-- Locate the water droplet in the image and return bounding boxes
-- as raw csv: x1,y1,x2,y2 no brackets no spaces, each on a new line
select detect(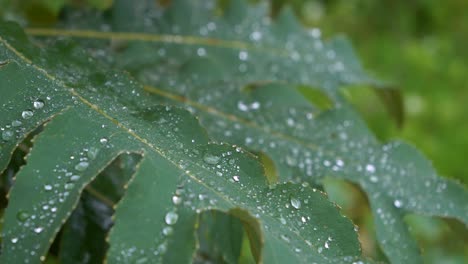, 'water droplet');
33,227,44,234
279,217,286,225
165,211,178,225
197,48,206,57
394,200,403,208
21,110,34,119
232,175,240,182
162,226,173,236
172,195,182,205
44,185,53,191
75,161,89,171
70,175,80,182
16,211,29,222
2,130,14,141
64,183,75,190
250,101,261,110
365,164,376,173
11,120,22,127
33,100,45,109
237,101,249,112
87,147,99,160
238,51,249,61
11,237,18,244
280,234,290,243
250,31,262,41
99,137,108,144
370,176,378,183
203,153,220,165
290,197,301,209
